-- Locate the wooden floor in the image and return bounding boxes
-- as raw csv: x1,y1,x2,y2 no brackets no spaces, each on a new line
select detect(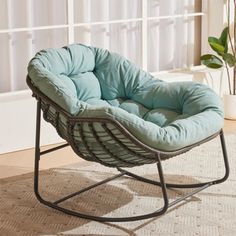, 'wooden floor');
0,119,235,179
